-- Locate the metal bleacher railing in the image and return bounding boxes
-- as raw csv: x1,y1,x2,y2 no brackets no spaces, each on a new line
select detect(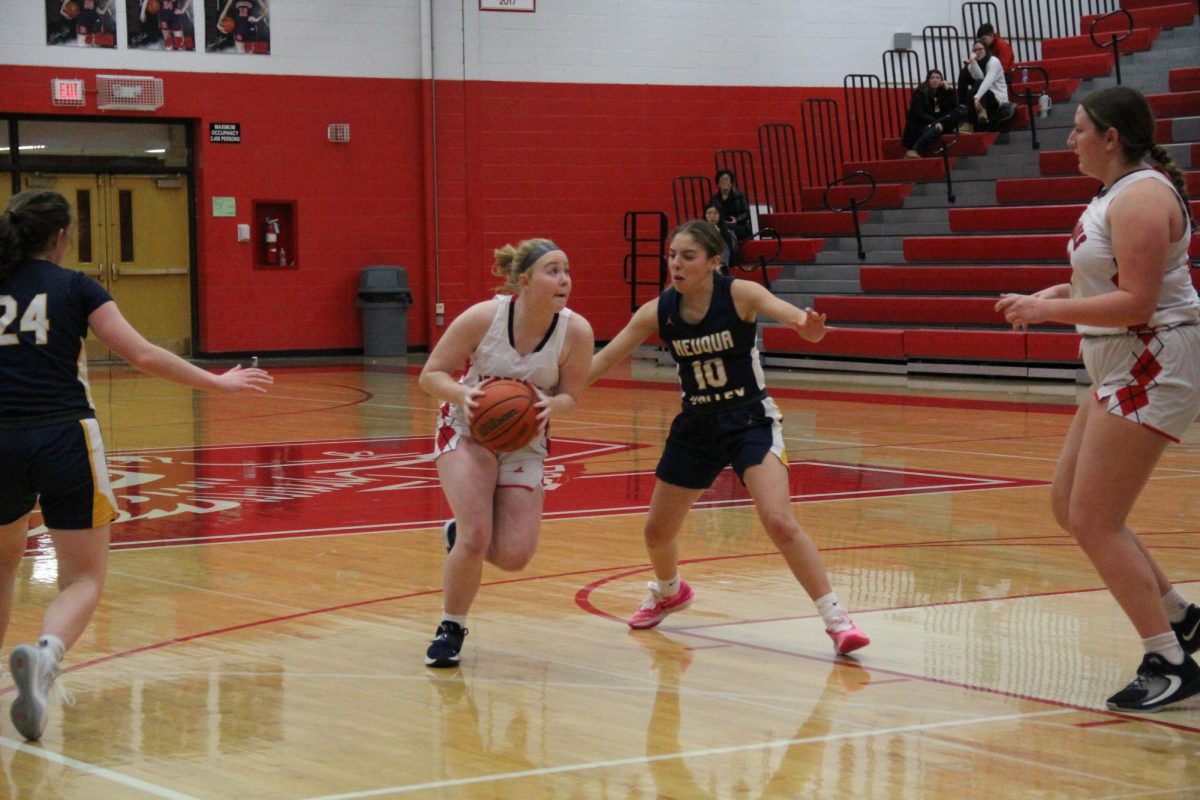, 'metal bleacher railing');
842,74,887,163
1089,8,1135,84
799,99,843,190
963,0,1120,62
622,211,668,313
757,123,804,214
